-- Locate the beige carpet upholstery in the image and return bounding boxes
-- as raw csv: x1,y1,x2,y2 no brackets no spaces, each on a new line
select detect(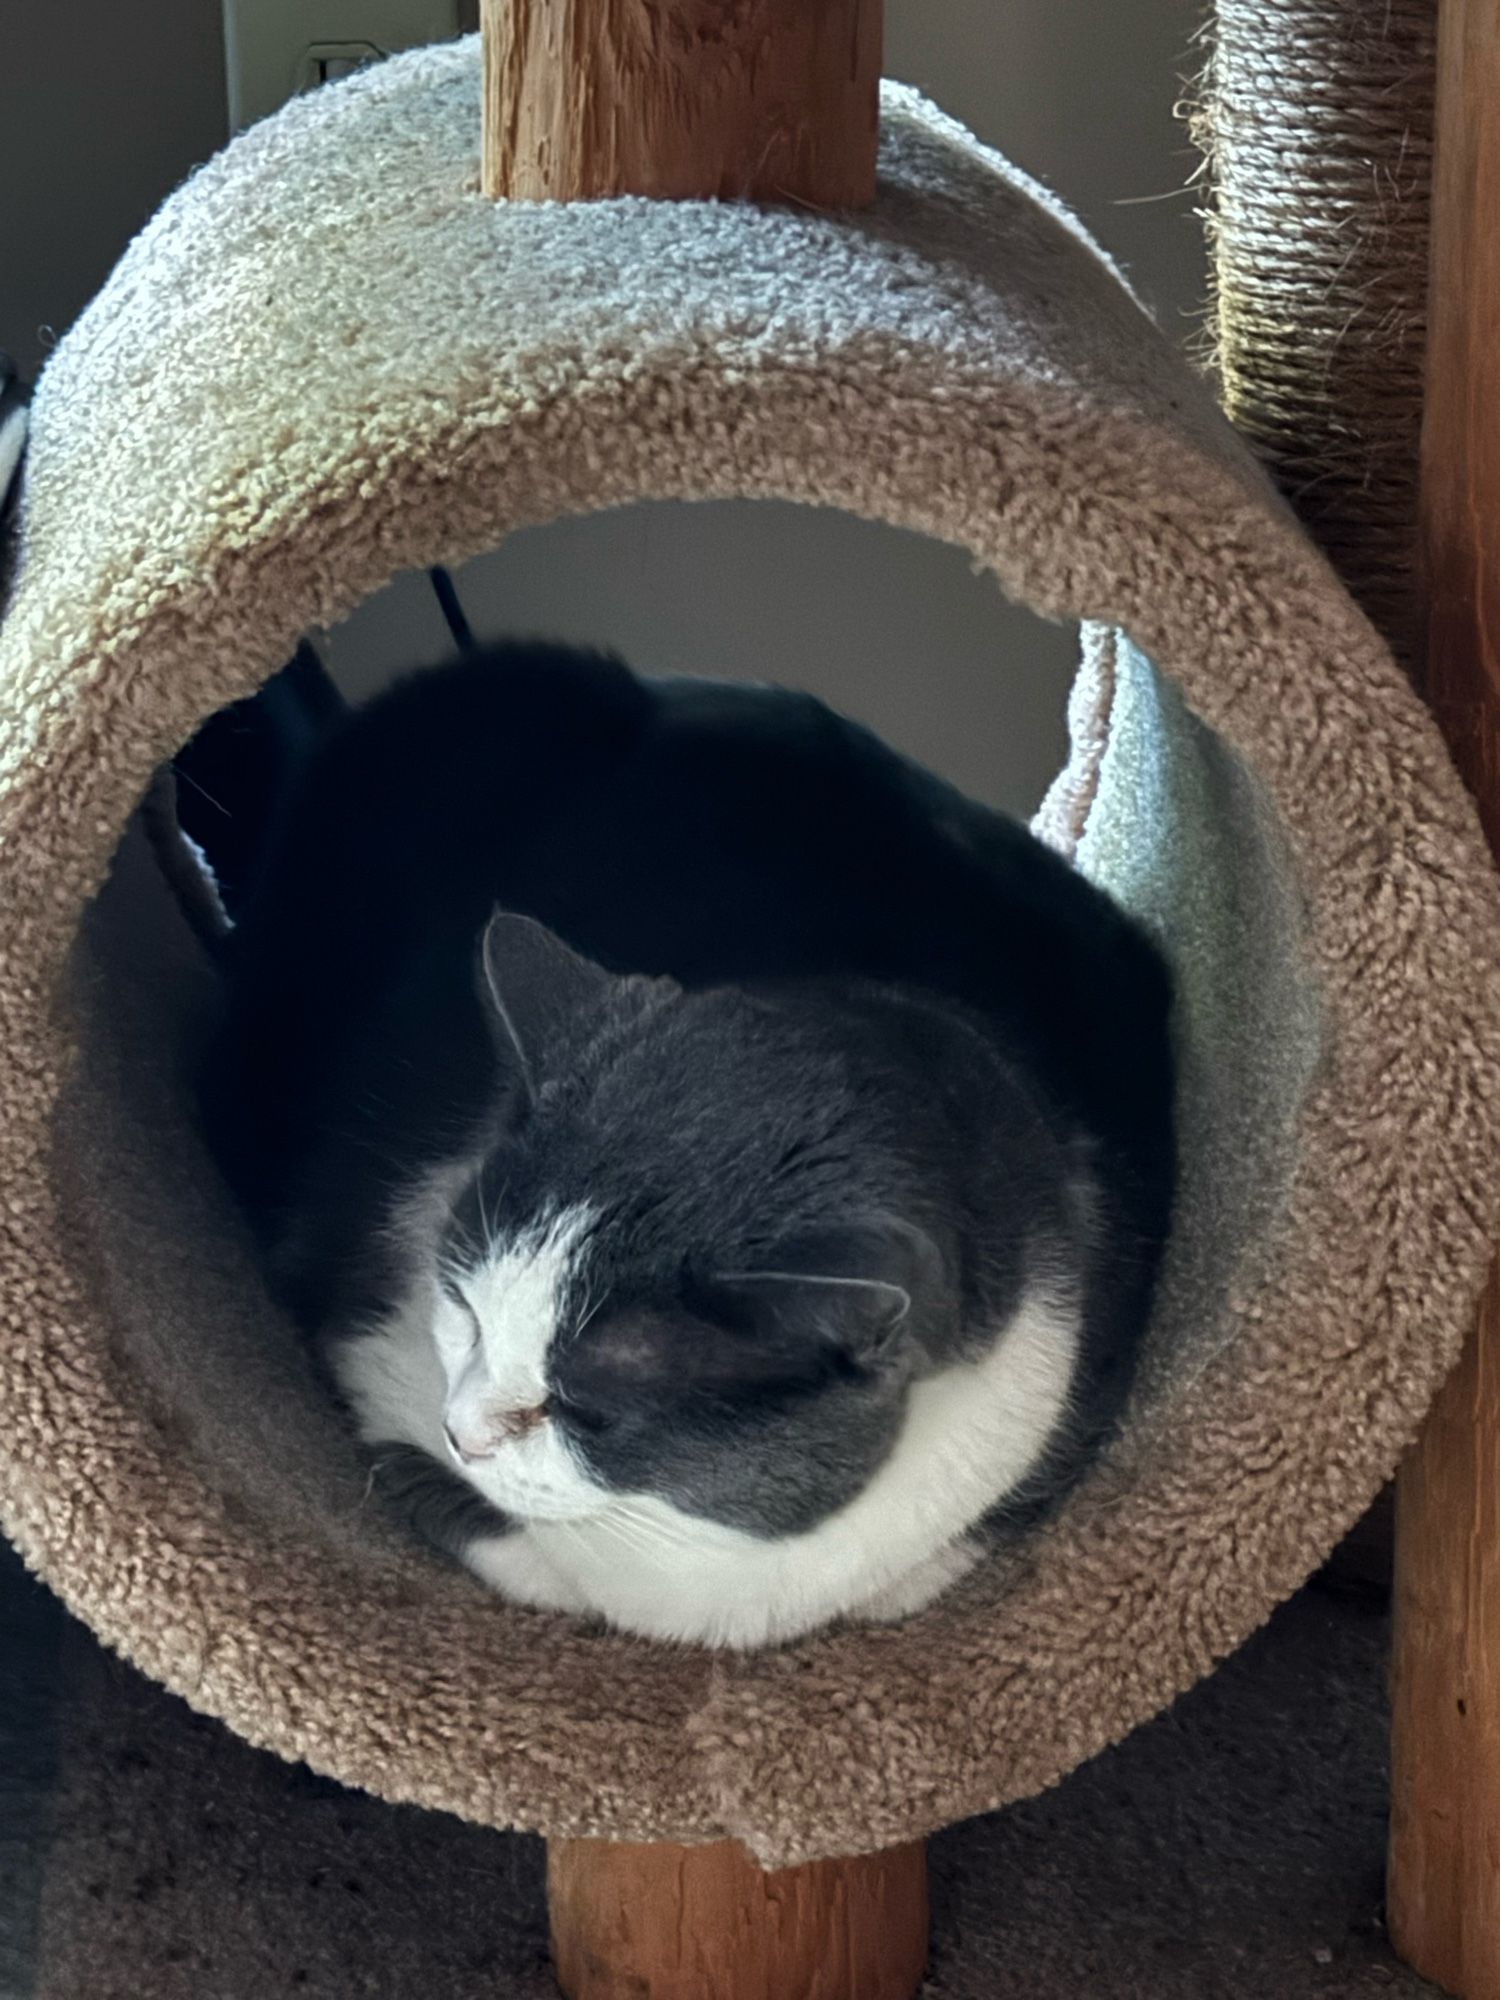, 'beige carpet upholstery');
2,43,1498,1865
